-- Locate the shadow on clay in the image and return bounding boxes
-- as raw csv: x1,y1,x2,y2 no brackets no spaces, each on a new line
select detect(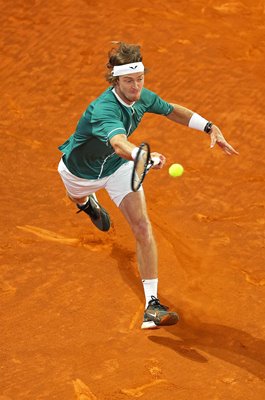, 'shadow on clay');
149,313,265,380
110,242,265,380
